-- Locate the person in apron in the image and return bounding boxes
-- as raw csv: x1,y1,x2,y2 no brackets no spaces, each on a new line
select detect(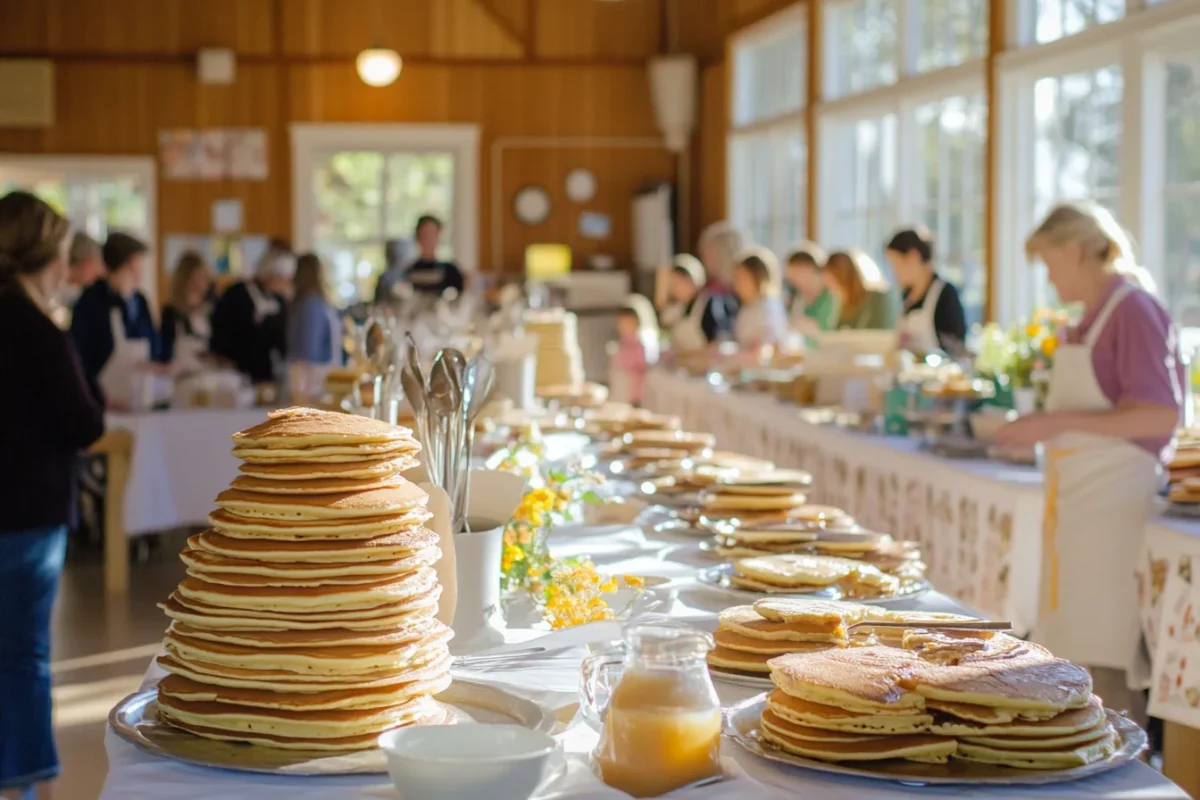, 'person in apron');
69,232,159,409
286,253,343,404
785,242,837,342
823,249,899,331
660,254,732,352
996,202,1183,723
160,250,213,375
885,227,967,356
731,248,788,353
211,245,294,384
